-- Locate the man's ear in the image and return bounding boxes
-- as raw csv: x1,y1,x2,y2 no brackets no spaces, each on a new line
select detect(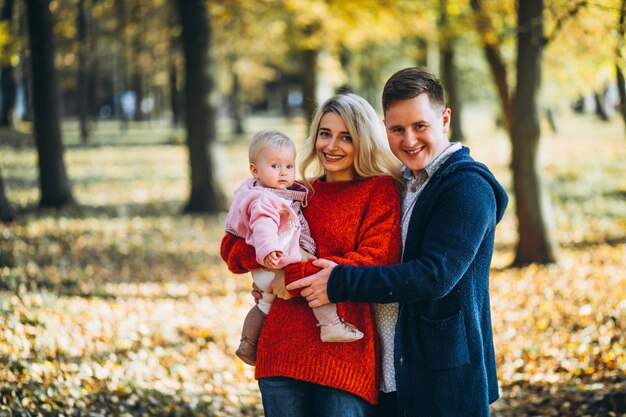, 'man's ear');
442,108,452,135
250,162,259,178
